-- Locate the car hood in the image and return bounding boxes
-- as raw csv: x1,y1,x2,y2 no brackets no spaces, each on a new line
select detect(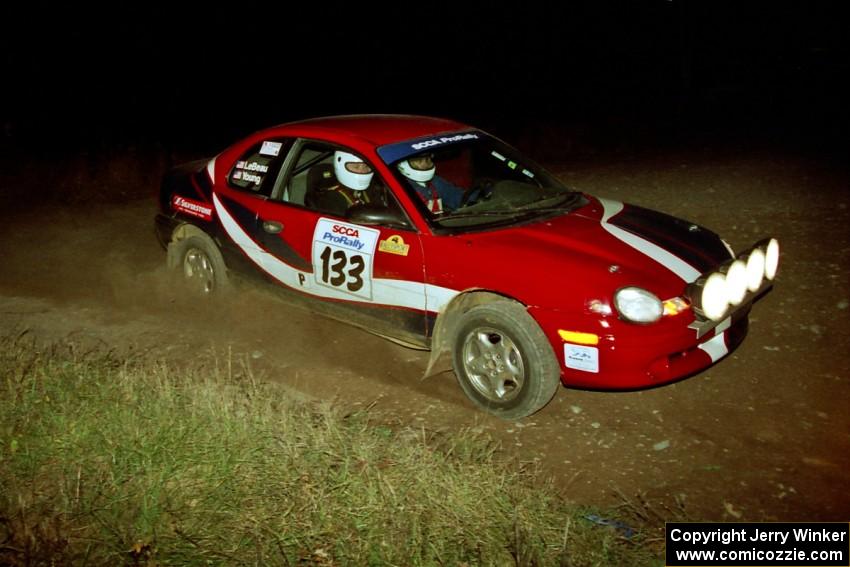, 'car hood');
571,196,732,275
451,195,732,308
